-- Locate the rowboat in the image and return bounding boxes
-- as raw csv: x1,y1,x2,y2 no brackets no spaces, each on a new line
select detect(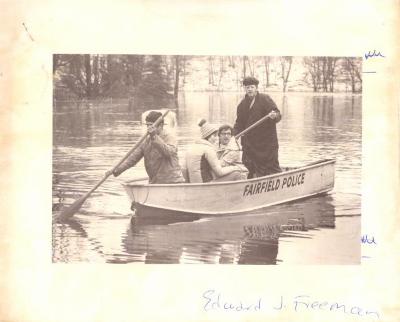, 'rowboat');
121,159,335,216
